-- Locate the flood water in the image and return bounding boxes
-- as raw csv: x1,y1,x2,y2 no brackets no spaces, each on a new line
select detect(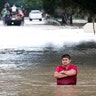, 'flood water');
0,20,96,95
0,44,96,96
